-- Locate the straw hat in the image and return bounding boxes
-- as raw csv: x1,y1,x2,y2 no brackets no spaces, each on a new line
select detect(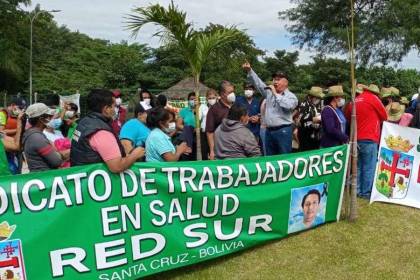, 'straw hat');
356,84,367,94
390,87,400,97
400,97,409,105
381,87,392,98
387,102,404,122
308,86,324,98
324,85,345,98
364,84,380,95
